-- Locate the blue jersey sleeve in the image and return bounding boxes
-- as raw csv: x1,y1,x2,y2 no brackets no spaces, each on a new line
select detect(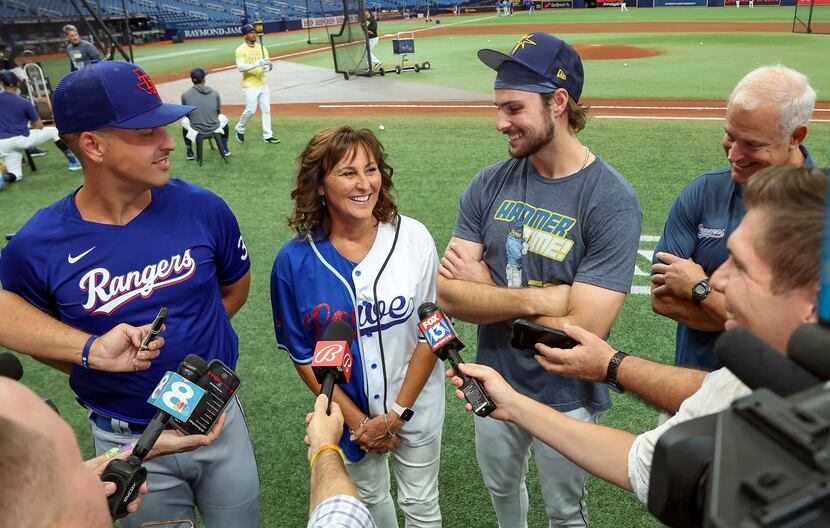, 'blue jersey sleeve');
453,170,486,244
653,181,701,263
271,246,314,364
203,193,250,285
0,226,56,315
24,100,38,124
